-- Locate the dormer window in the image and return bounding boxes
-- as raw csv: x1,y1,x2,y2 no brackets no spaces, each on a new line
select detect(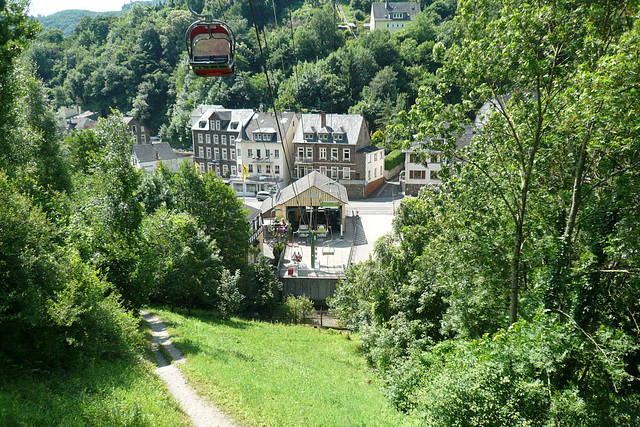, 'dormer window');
255,133,262,141
209,120,214,129
392,12,403,19
319,133,329,141
215,120,221,130
304,133,314,140
333,133,344,141
230,122,238,130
